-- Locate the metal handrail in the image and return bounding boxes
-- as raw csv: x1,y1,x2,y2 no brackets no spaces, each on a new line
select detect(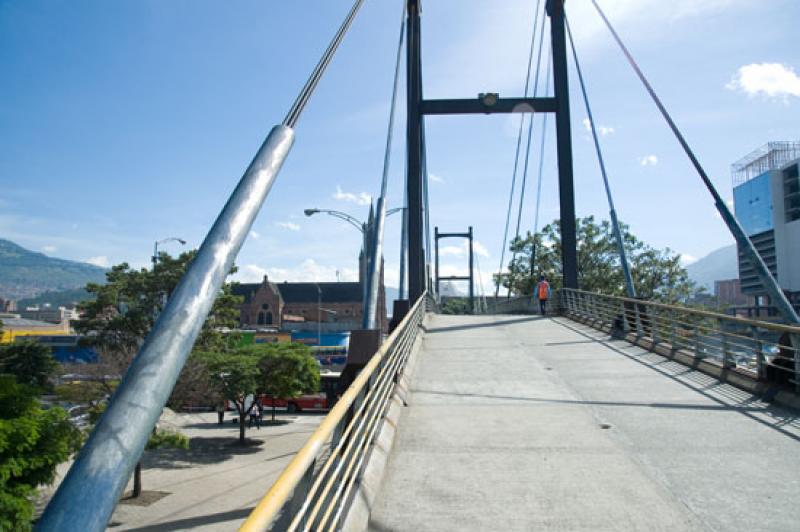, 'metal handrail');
563,288,800,335
560,288,799,391
240,292,427,531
